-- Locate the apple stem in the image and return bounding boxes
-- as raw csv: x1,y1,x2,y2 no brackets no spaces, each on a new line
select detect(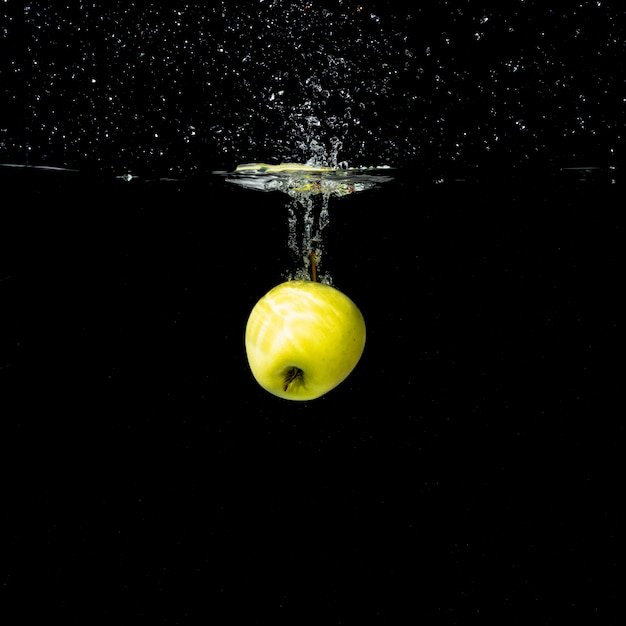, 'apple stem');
309,250,318,282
